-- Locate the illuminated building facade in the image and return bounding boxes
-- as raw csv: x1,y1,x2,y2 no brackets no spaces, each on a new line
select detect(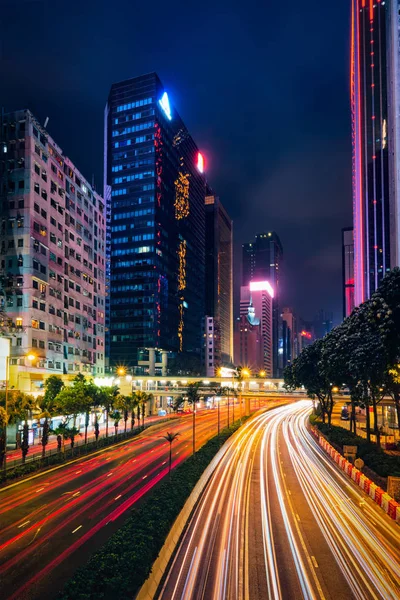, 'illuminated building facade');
105,73,206,367
0,110,106,392
239,282,273,376
242,232,282,376
351,0,400,304
342,227,355,318
205,193,233,367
